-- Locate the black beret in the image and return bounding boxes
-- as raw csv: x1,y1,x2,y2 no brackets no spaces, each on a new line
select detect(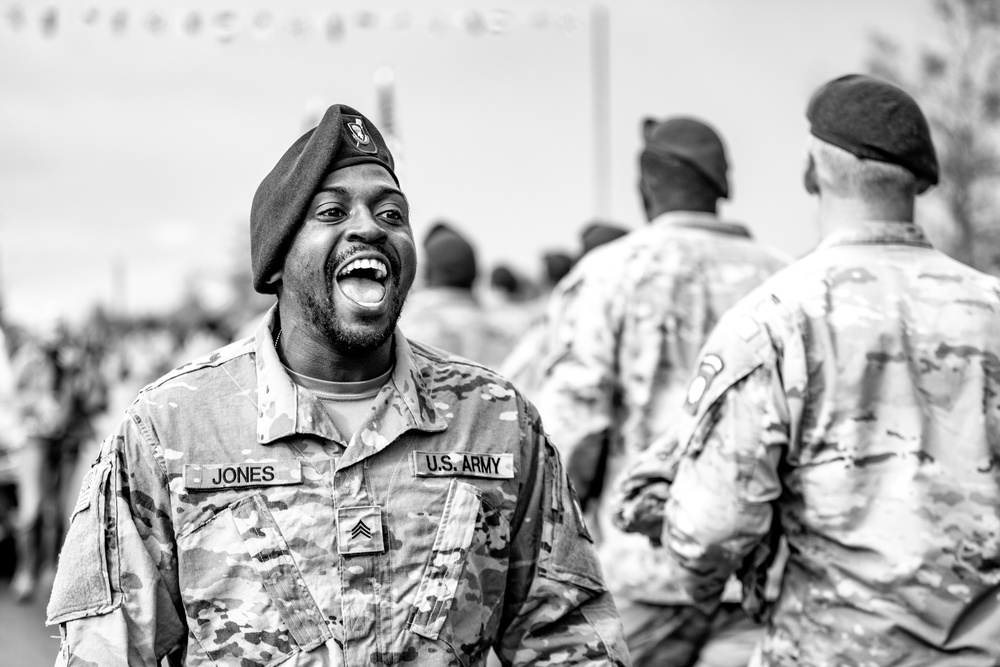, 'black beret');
250,104,396,293
807,74,938,185
642,116,729,198
424,222,478,289
581,221,629,255
542,251,575,285
490,265,520,294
